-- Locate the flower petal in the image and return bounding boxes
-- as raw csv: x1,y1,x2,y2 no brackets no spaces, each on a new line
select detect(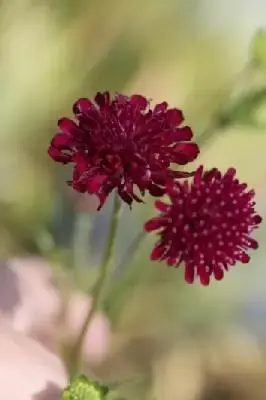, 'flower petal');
166,109,184,126
48,146,72,163
58,118,78,135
